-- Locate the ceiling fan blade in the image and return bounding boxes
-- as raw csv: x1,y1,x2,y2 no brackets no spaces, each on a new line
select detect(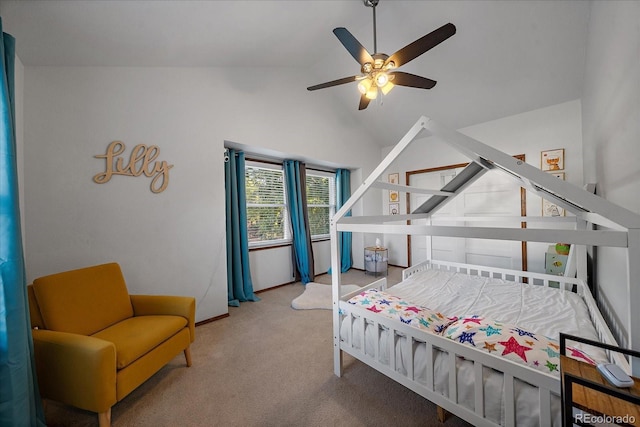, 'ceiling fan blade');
389,71,437,89
333,27,374,65
307,76,360,91
385,23,456,68
358,94,371,110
